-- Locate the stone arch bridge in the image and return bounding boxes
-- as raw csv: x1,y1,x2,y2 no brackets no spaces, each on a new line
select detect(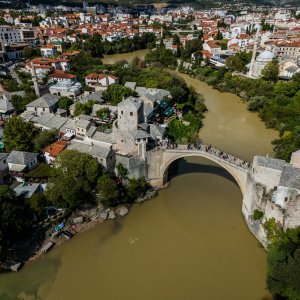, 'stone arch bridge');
146,145,250,196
